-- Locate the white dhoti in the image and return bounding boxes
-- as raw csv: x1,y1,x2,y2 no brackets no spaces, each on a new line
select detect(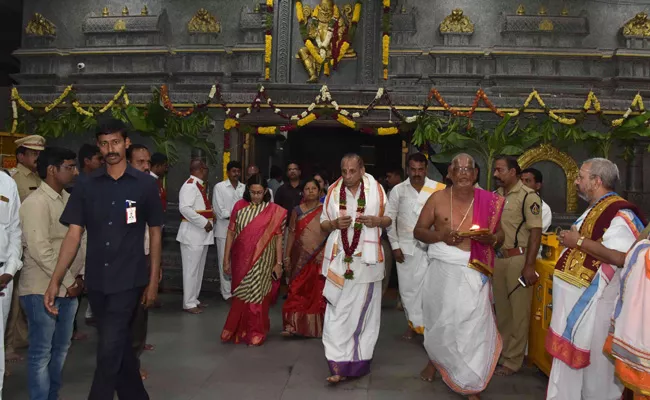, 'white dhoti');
0,278,13,396
546,273,623,400
215,237,231,300
180,244,209,310
396,245,427,333
323,279,381,378
423,242,501,395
